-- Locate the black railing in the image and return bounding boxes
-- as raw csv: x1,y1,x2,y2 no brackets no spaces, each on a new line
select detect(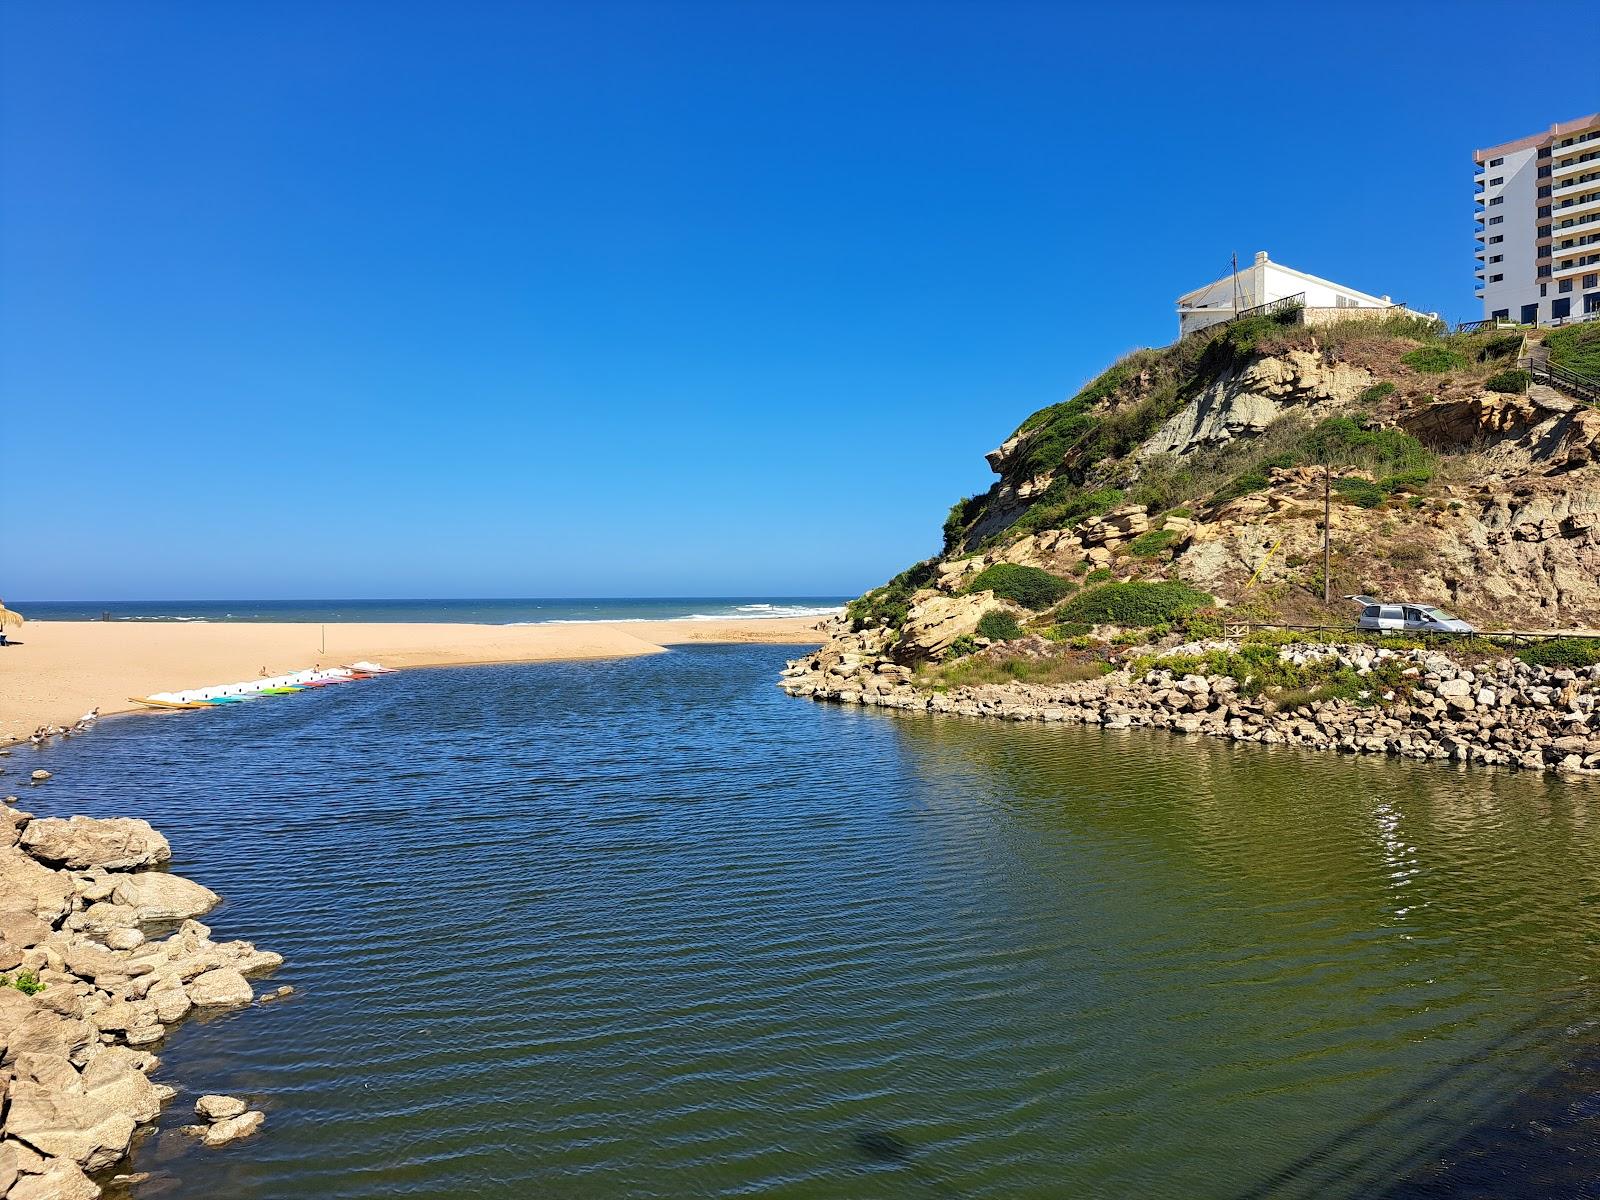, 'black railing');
1234,292,1305,321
